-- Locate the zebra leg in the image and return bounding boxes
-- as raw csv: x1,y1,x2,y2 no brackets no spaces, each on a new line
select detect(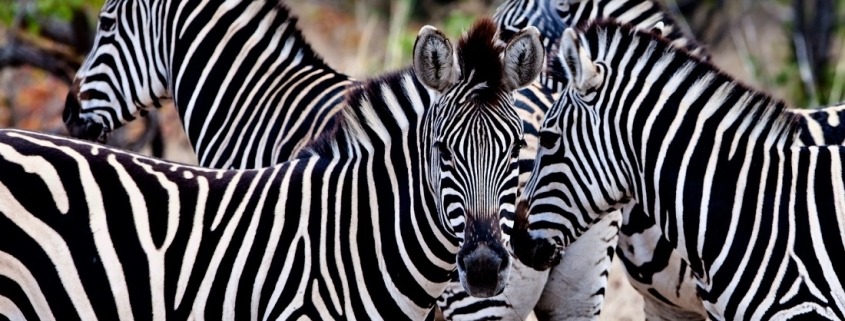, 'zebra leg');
438,261,549,321
532,211,622,321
